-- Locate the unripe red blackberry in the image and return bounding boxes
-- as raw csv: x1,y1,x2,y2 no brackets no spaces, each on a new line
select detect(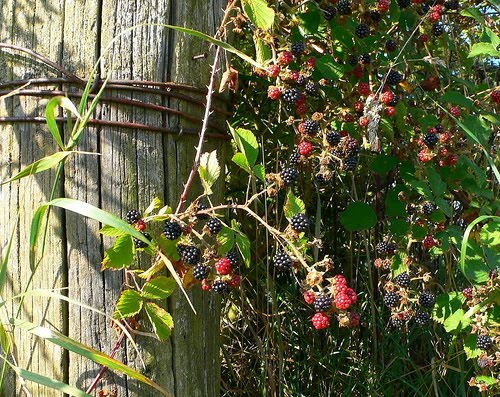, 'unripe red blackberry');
215,257,232,275
201,279,212,291
419,291,436,308
303,290,316,304
335,293,352,309
164,221,183,240
346,288,357,303
394,272,411,288
278,51,294,65
280,167,299,185
299,141,313,157
491,89,500,104
126,209,141,224
229,274,241,288
378,0,390,12
268,86,281,100
380,91,394,105
414,311,430,325
134,231,151,249
193,264,211,281
212,280,229,294
385,106,396,117
326,130,341,146
450,106,461,117
423,235,436,249
354,101,364,113
355,24,370,38
358,82,371,96
359,116,369,127
462,287,473,299
268,64,280,78
477,335,493,350
345,136,360,155
312,312,330,329
337,0,352,15
314,294,332,312
383,292,400,308
290,213,311,232
273,250,292,270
